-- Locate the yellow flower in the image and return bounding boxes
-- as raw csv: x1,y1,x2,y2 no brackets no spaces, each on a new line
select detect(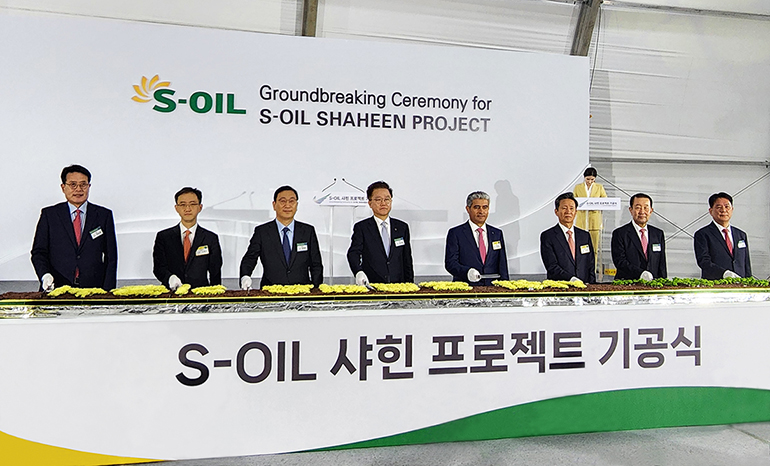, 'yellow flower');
112,285,170,297
48,285,107,297
369,283,420,293
541,280,569,289
319,284,369,293
191,285,227,296
175,284,191,295
419,281,472,291
565,279,587,289
262,284,314,294
493,280,546,290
